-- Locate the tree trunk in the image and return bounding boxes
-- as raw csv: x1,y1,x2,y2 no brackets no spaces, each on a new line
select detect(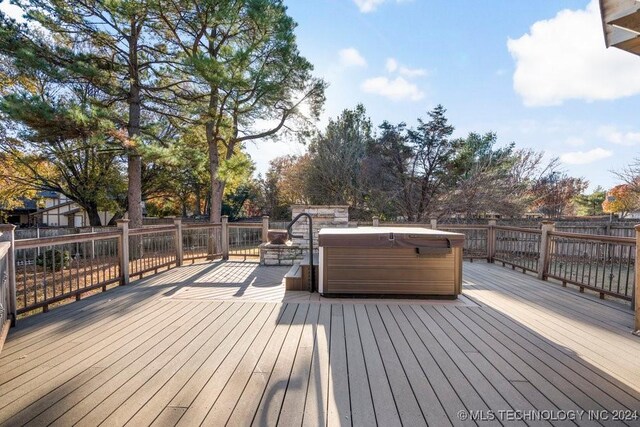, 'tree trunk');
85,203,103,227
127,18,143,229
208,140,225,223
